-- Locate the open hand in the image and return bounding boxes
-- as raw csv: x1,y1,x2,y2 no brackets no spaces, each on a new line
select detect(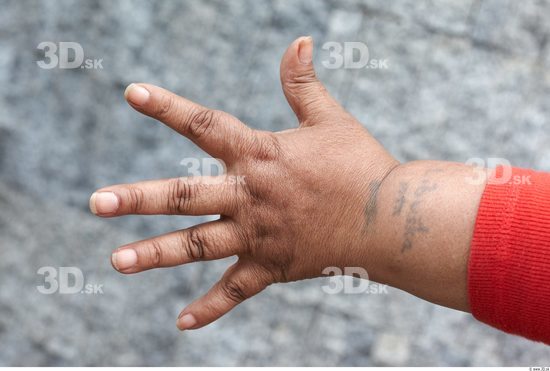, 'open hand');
90,37,399,330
